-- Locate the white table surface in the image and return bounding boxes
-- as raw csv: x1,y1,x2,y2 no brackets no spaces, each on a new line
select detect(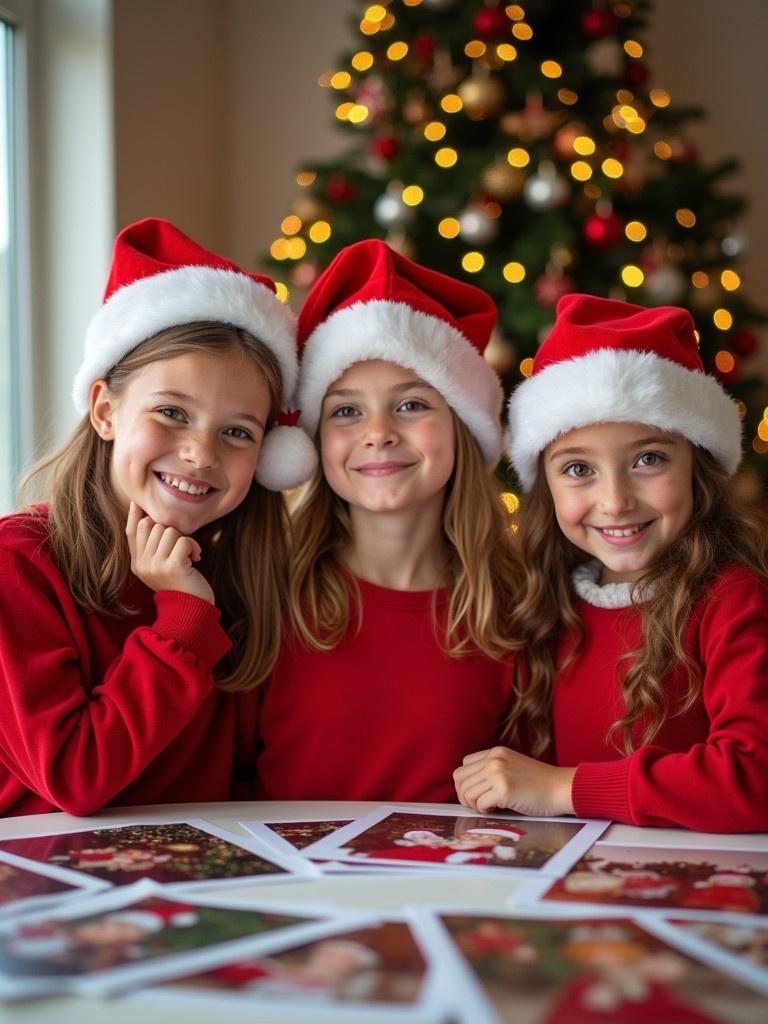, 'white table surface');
1,800,766,1023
